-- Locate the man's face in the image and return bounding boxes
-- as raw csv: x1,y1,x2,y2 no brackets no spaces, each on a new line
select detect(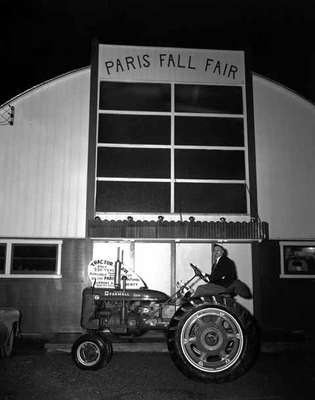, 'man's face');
213,246,224,260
